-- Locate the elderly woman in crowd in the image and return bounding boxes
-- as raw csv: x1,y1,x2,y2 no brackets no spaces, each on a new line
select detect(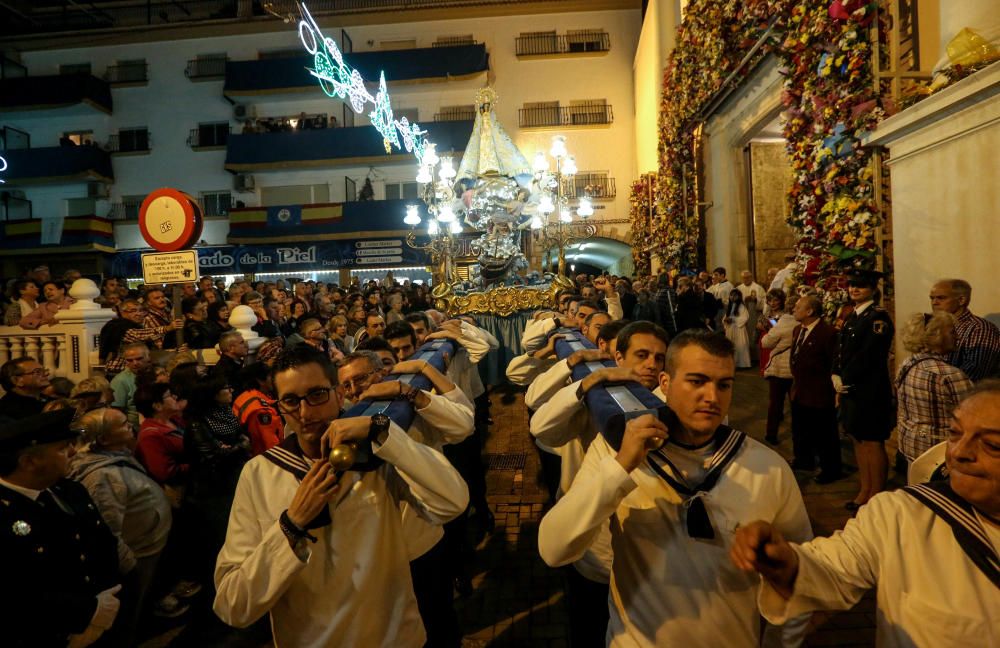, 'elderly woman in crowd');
895,311,974,470
759,290,798,445
206,300,233,342
4,278,41,326
68,407,174,643
19,280,74,329
71,376,114,415
327,314,354,354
